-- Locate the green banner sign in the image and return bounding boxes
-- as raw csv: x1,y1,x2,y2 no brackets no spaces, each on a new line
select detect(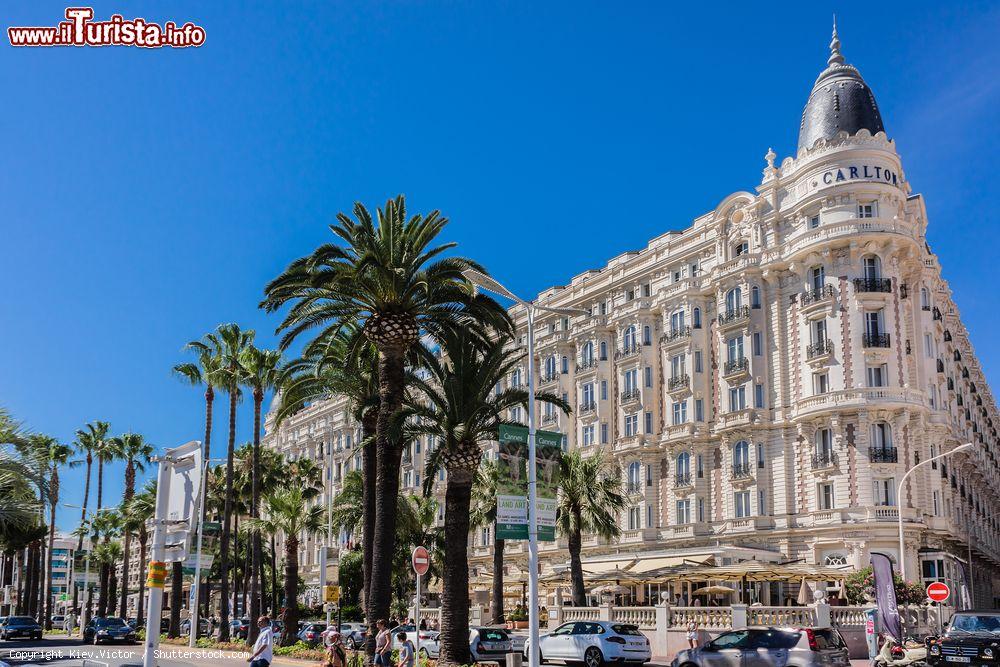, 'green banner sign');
496,424,562,541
